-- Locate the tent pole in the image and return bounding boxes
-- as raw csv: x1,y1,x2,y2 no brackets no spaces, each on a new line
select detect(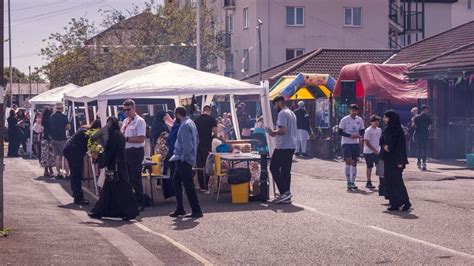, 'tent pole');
229,94,241,140
92,106,97,120
113,106,118,117
84,102,90,125
72,101,77,133
107,106,112,117
260,81,275,155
